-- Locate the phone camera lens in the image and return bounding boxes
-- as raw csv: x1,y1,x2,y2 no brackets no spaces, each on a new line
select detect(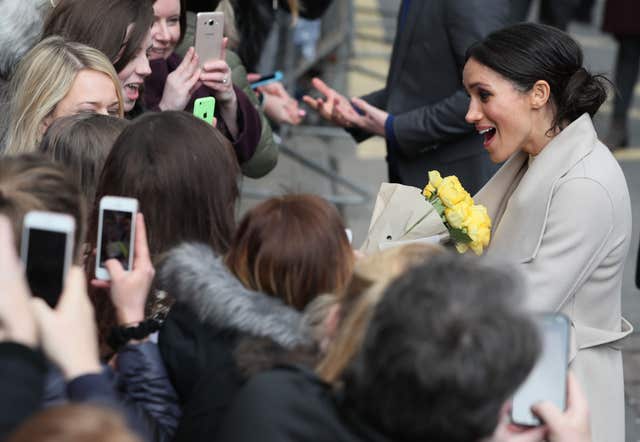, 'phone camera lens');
207,19,215,25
